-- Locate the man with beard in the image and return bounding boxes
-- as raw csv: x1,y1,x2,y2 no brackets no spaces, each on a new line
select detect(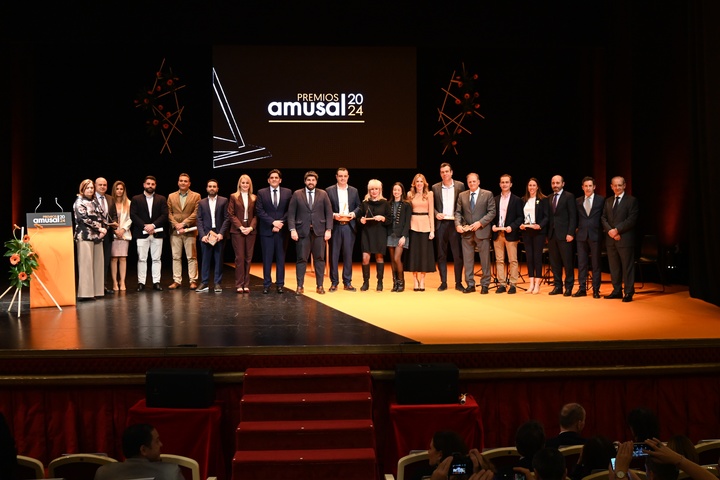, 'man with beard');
130,176,168,291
